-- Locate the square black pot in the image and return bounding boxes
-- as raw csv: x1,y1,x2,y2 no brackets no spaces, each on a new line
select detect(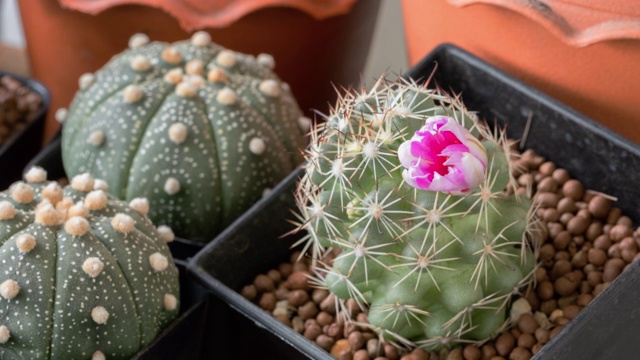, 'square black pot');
0,71,50,190
188,43,640,359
